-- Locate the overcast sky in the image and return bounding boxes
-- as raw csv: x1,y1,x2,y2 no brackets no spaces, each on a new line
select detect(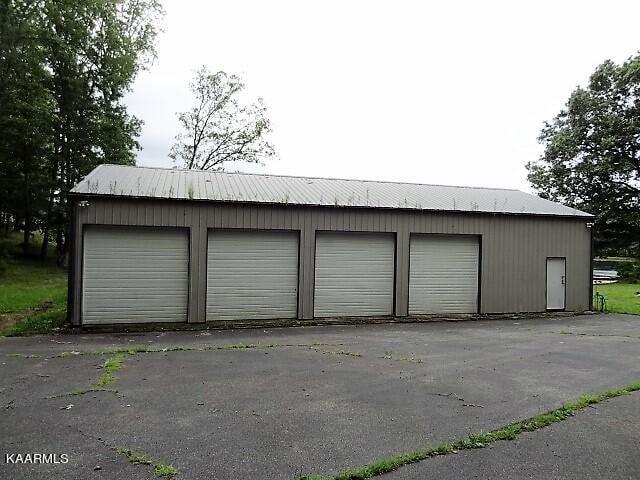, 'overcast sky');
125,0,640,191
